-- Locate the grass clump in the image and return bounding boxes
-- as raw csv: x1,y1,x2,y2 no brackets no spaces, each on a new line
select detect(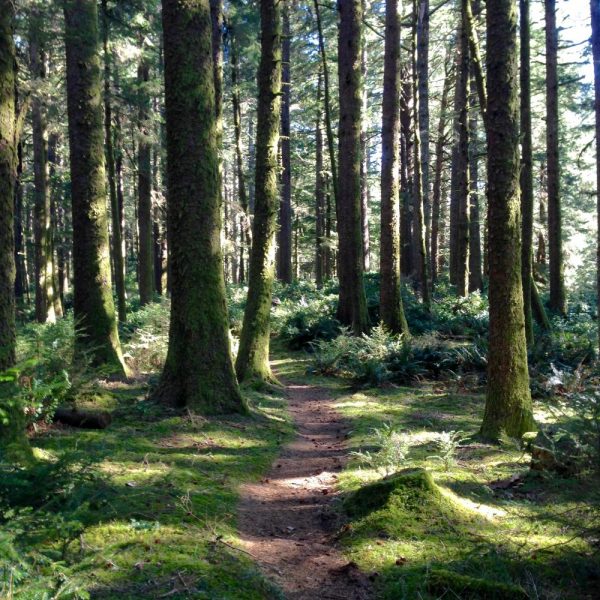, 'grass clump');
426,569,528,599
